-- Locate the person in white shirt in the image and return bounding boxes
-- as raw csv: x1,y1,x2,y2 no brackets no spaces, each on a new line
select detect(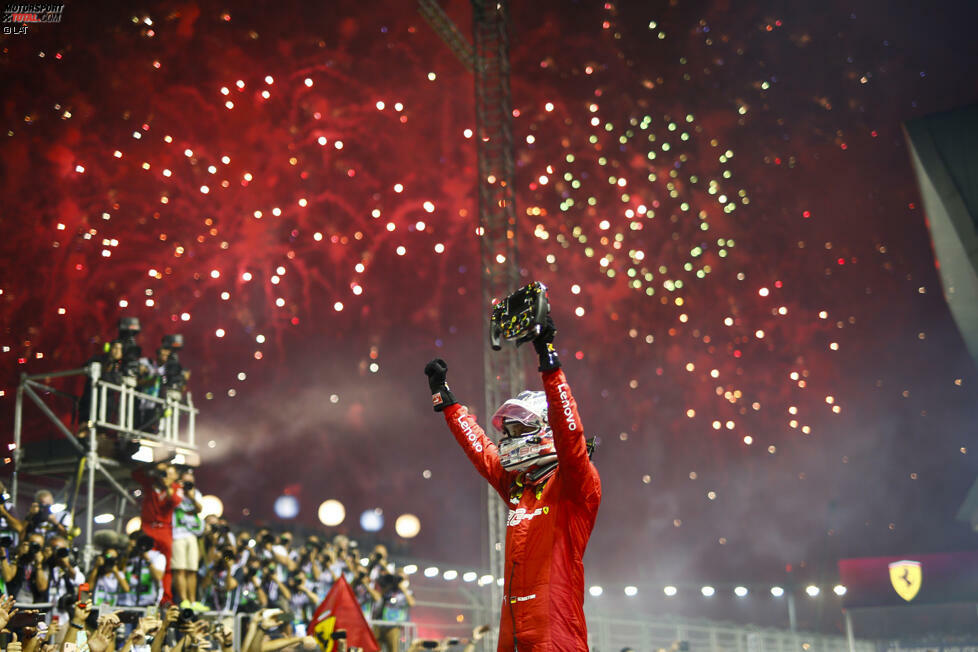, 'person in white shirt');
118,534,166,607
46,536,85,626
171,467,206,611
